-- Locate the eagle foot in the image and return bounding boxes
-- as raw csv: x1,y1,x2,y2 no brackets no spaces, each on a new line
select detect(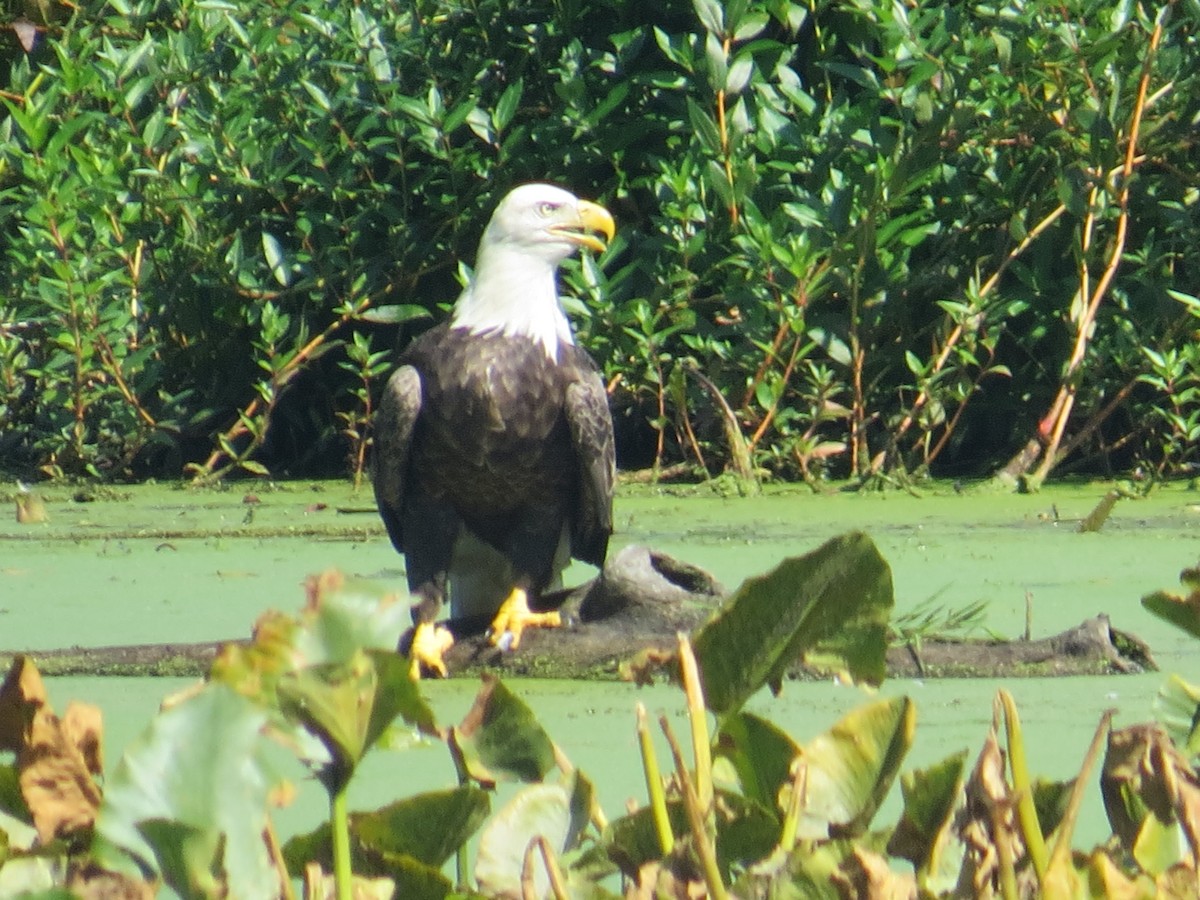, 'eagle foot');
408,622,455,679
488,587,562,651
